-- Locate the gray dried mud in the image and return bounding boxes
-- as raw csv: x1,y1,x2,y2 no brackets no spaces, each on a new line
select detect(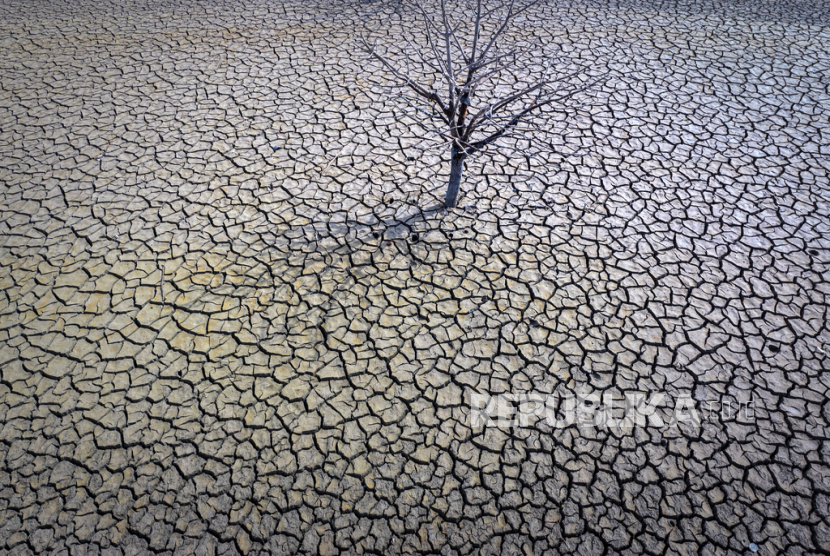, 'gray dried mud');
1,0,829,555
